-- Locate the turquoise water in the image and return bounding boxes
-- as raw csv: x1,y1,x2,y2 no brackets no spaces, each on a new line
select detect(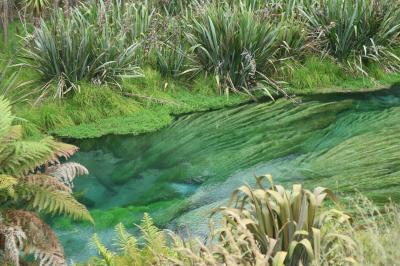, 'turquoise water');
58,85,400,263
